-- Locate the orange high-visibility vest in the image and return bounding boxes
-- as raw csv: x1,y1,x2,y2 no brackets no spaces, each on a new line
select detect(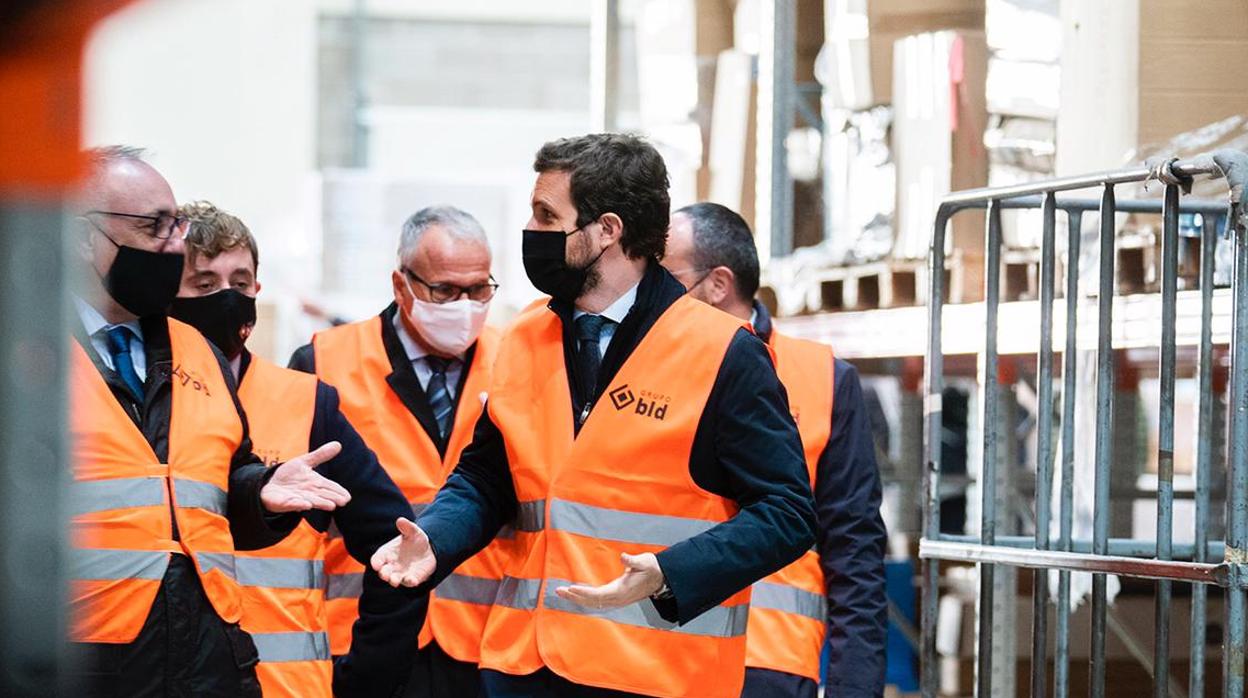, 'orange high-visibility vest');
236,354,332,698
744,331,833,682
479,295,751,698
312,316,505,662
69,318,244,644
